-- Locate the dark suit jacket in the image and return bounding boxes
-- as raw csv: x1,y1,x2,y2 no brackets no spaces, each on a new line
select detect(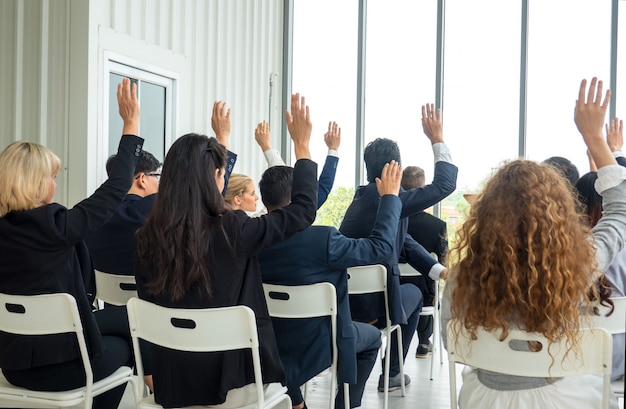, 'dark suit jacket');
400,212,448,304
339,160,457,325
135,159,318,408
0,135,143,370
259,195,401,386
